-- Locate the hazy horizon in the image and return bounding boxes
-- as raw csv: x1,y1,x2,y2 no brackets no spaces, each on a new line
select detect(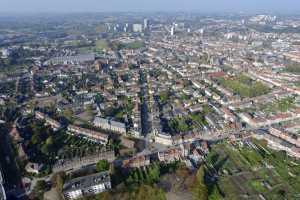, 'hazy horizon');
0,0,299,14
